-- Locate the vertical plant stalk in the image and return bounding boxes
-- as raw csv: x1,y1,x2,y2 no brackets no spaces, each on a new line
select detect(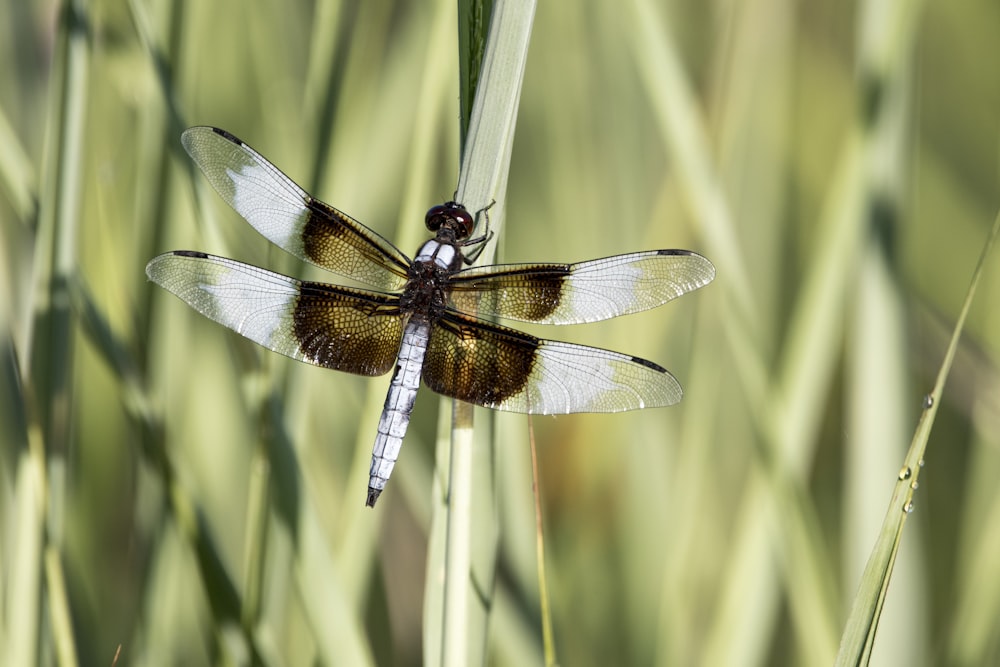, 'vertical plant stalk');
24,0,91,664
529,422,557,665
632,0,845,661
425,1,536,665
844,0,924,662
